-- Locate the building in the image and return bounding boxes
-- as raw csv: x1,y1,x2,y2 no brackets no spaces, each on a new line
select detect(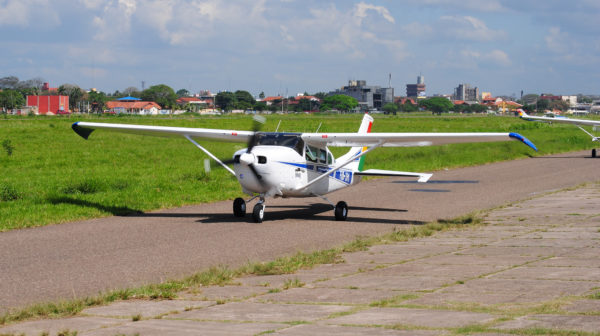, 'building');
26,95,69,115
453,84,480,102
406,75,426,98
590,100,600,114
561,95,577,106
329,80,394,110
106,97,161,115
